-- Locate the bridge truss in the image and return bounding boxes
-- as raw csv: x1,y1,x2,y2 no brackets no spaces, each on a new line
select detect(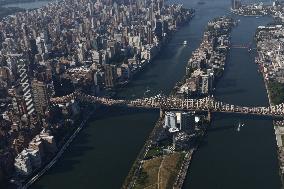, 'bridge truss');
50,91,284,117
